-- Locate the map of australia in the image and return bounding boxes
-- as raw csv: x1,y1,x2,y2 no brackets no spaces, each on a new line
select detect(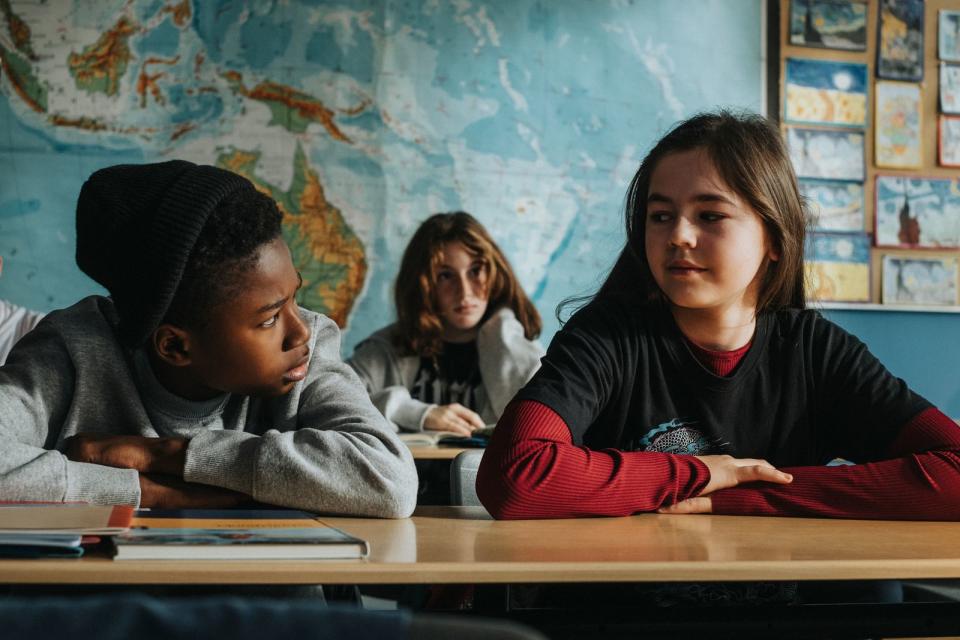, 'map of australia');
0,1,761,349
